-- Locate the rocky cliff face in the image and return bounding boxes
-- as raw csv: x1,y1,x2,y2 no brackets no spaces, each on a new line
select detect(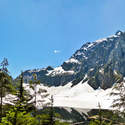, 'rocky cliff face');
18,31,125,89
